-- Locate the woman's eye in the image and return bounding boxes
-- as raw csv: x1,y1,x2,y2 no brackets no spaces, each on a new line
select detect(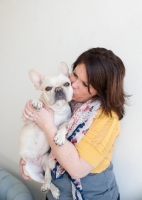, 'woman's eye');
73,72,77,77
83,82,88,87
64,82,70,87
45,86,52,91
